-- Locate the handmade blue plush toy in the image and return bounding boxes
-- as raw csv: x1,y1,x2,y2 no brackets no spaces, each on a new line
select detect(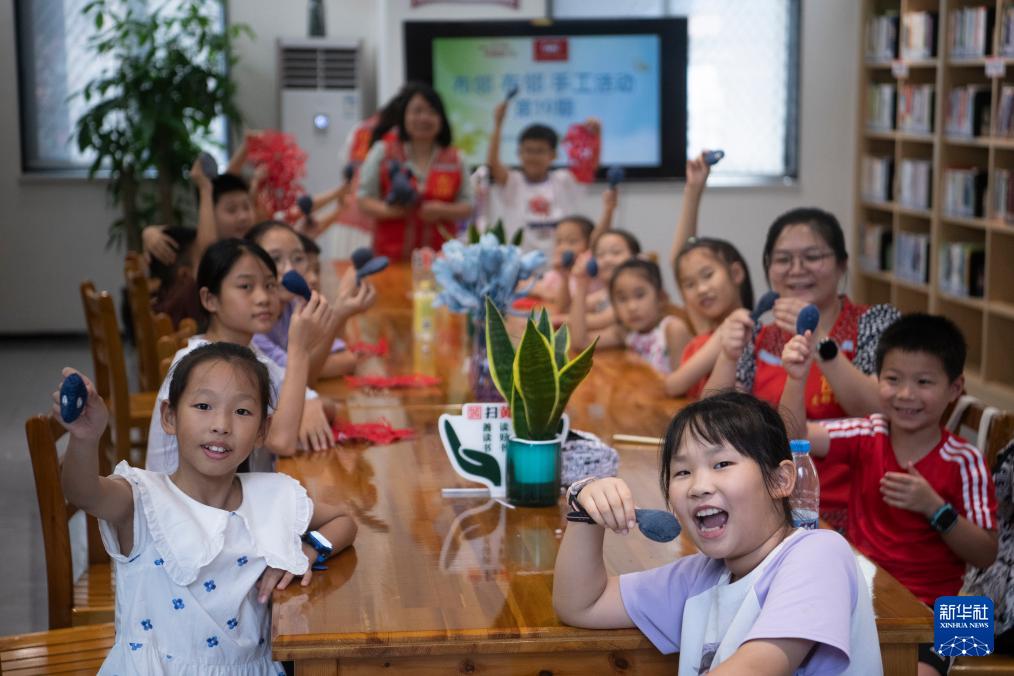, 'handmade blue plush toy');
351,247,374,271
385,162,418,206
796,304,820,335
350,246,389,285
504,83,520,101
60,373,87,423
606,165,625,188
568,507,682,543
752,291,779,322
281,270,312,301
197,152,218,179
586,258,599,278
296,194,314,216
703,150,725,166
